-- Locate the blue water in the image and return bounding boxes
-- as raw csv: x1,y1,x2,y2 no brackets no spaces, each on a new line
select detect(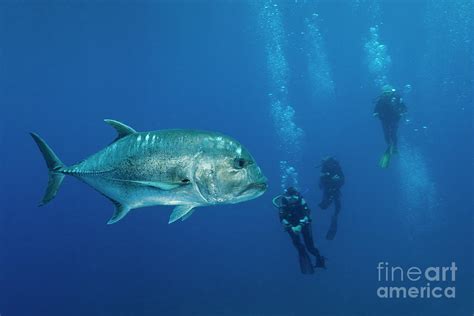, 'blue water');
0,1,472,315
